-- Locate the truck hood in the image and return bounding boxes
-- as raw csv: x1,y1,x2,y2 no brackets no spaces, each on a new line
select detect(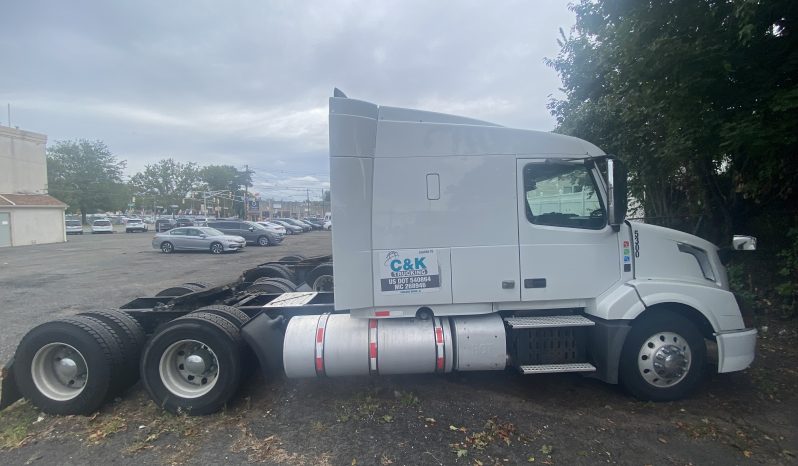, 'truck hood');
628,221,728,289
